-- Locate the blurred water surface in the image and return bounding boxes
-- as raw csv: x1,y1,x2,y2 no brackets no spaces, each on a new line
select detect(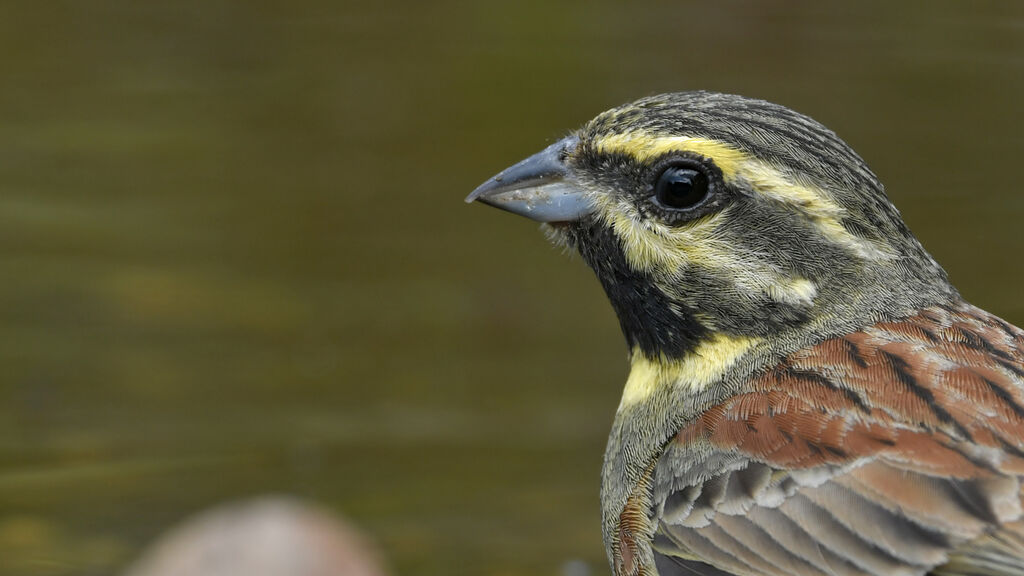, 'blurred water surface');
1,1,1022,574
